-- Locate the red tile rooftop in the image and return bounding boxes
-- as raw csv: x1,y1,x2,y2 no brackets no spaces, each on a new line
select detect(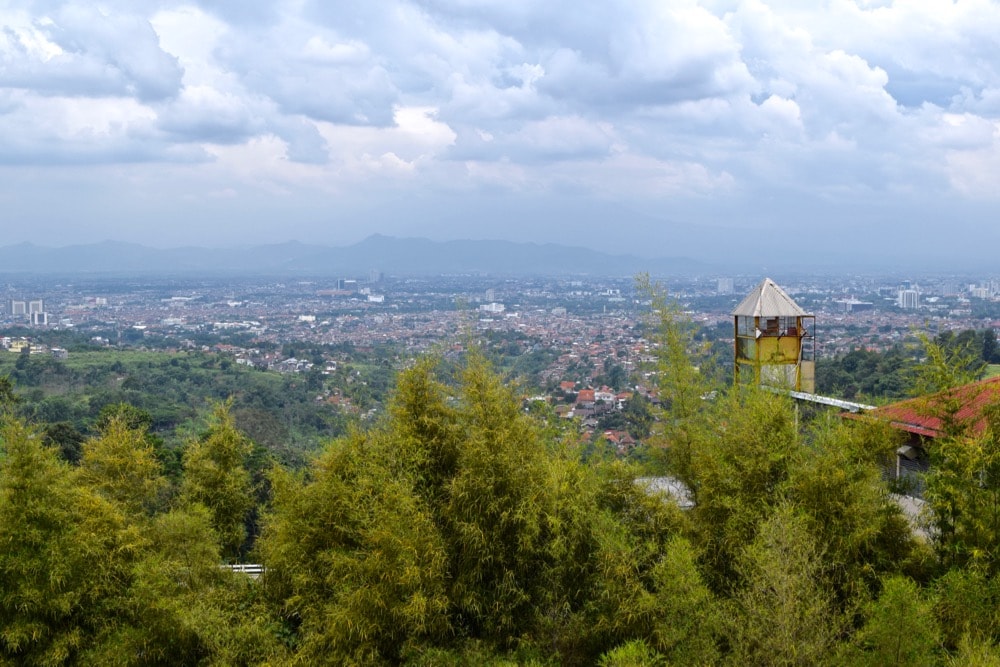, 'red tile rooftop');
853,376,1000,439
